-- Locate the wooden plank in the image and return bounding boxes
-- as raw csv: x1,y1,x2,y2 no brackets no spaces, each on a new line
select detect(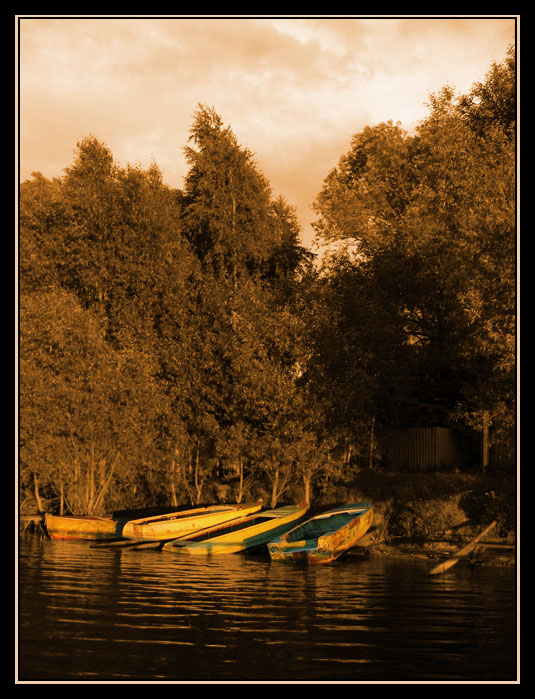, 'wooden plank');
429,521,497,575
314,508,366,519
